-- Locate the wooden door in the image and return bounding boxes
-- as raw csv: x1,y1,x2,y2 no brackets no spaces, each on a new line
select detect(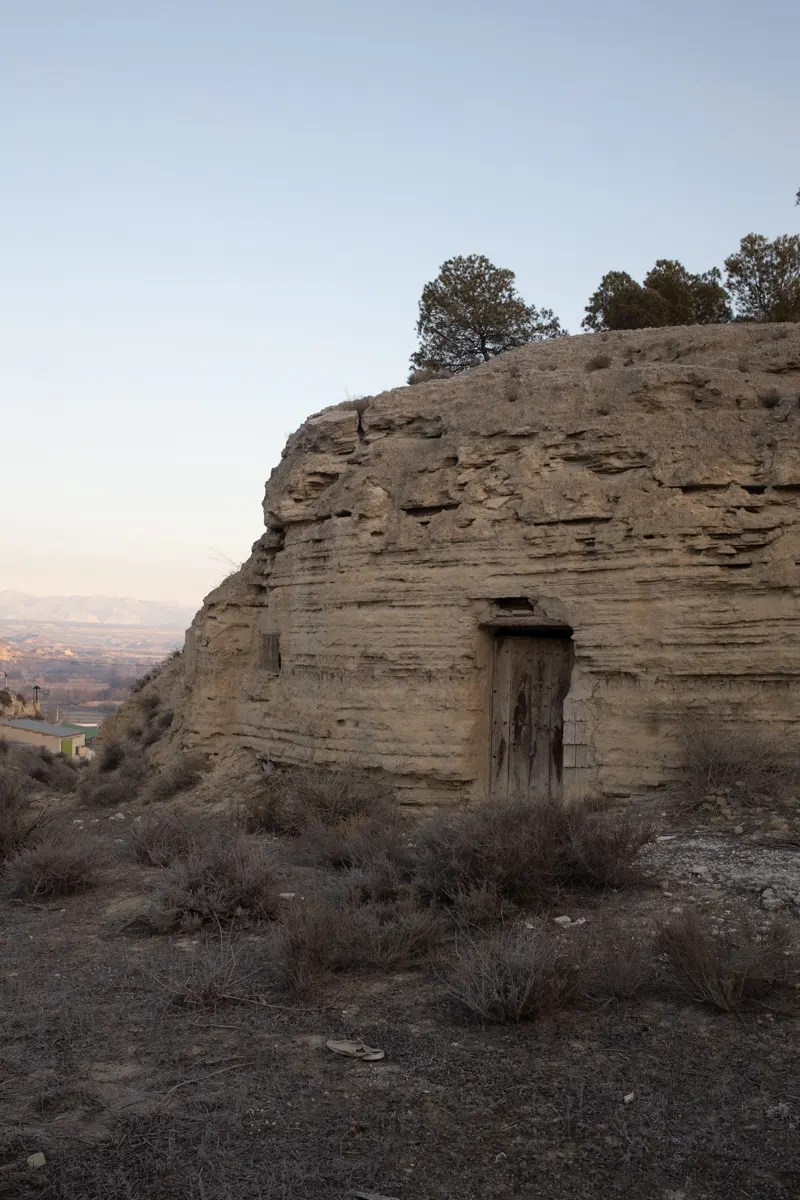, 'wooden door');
490,634,573,800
